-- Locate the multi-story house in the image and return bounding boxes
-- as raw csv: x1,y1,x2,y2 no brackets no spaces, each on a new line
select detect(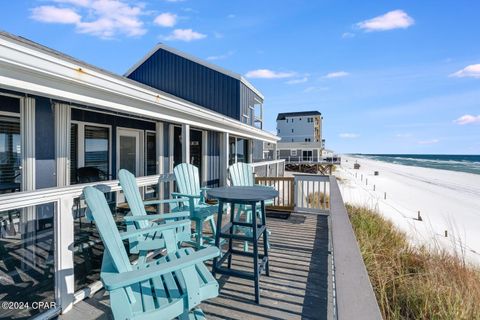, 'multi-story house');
273,111,324,162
